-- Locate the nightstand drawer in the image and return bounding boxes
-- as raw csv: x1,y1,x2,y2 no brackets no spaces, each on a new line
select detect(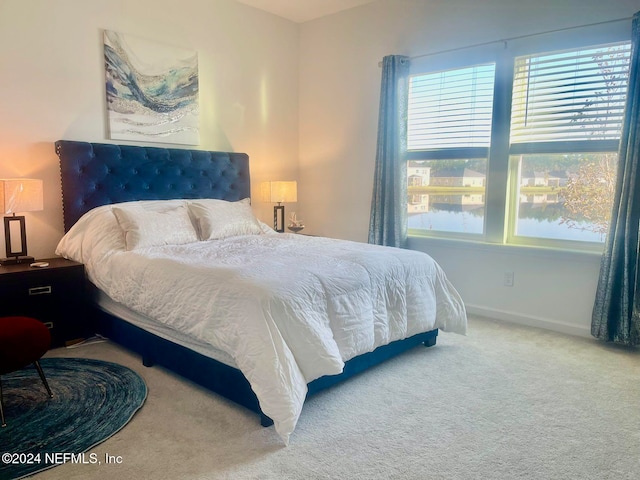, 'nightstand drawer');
0,270,82,302
0,258,88,348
